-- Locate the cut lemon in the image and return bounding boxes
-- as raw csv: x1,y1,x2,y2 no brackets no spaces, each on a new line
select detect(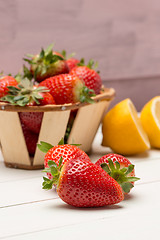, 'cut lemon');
140,96,160,148
102,98,150,155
